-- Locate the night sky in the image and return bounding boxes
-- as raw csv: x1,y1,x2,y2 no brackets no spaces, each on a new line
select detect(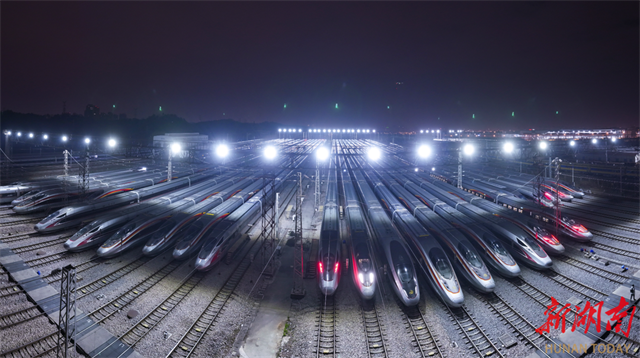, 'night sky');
2,2,638,130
